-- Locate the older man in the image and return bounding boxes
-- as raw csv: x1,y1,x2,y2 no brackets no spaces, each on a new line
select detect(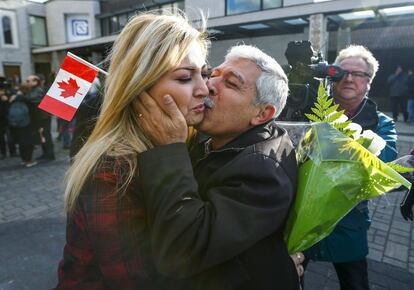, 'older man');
136,45,300,289
304,45,397,290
